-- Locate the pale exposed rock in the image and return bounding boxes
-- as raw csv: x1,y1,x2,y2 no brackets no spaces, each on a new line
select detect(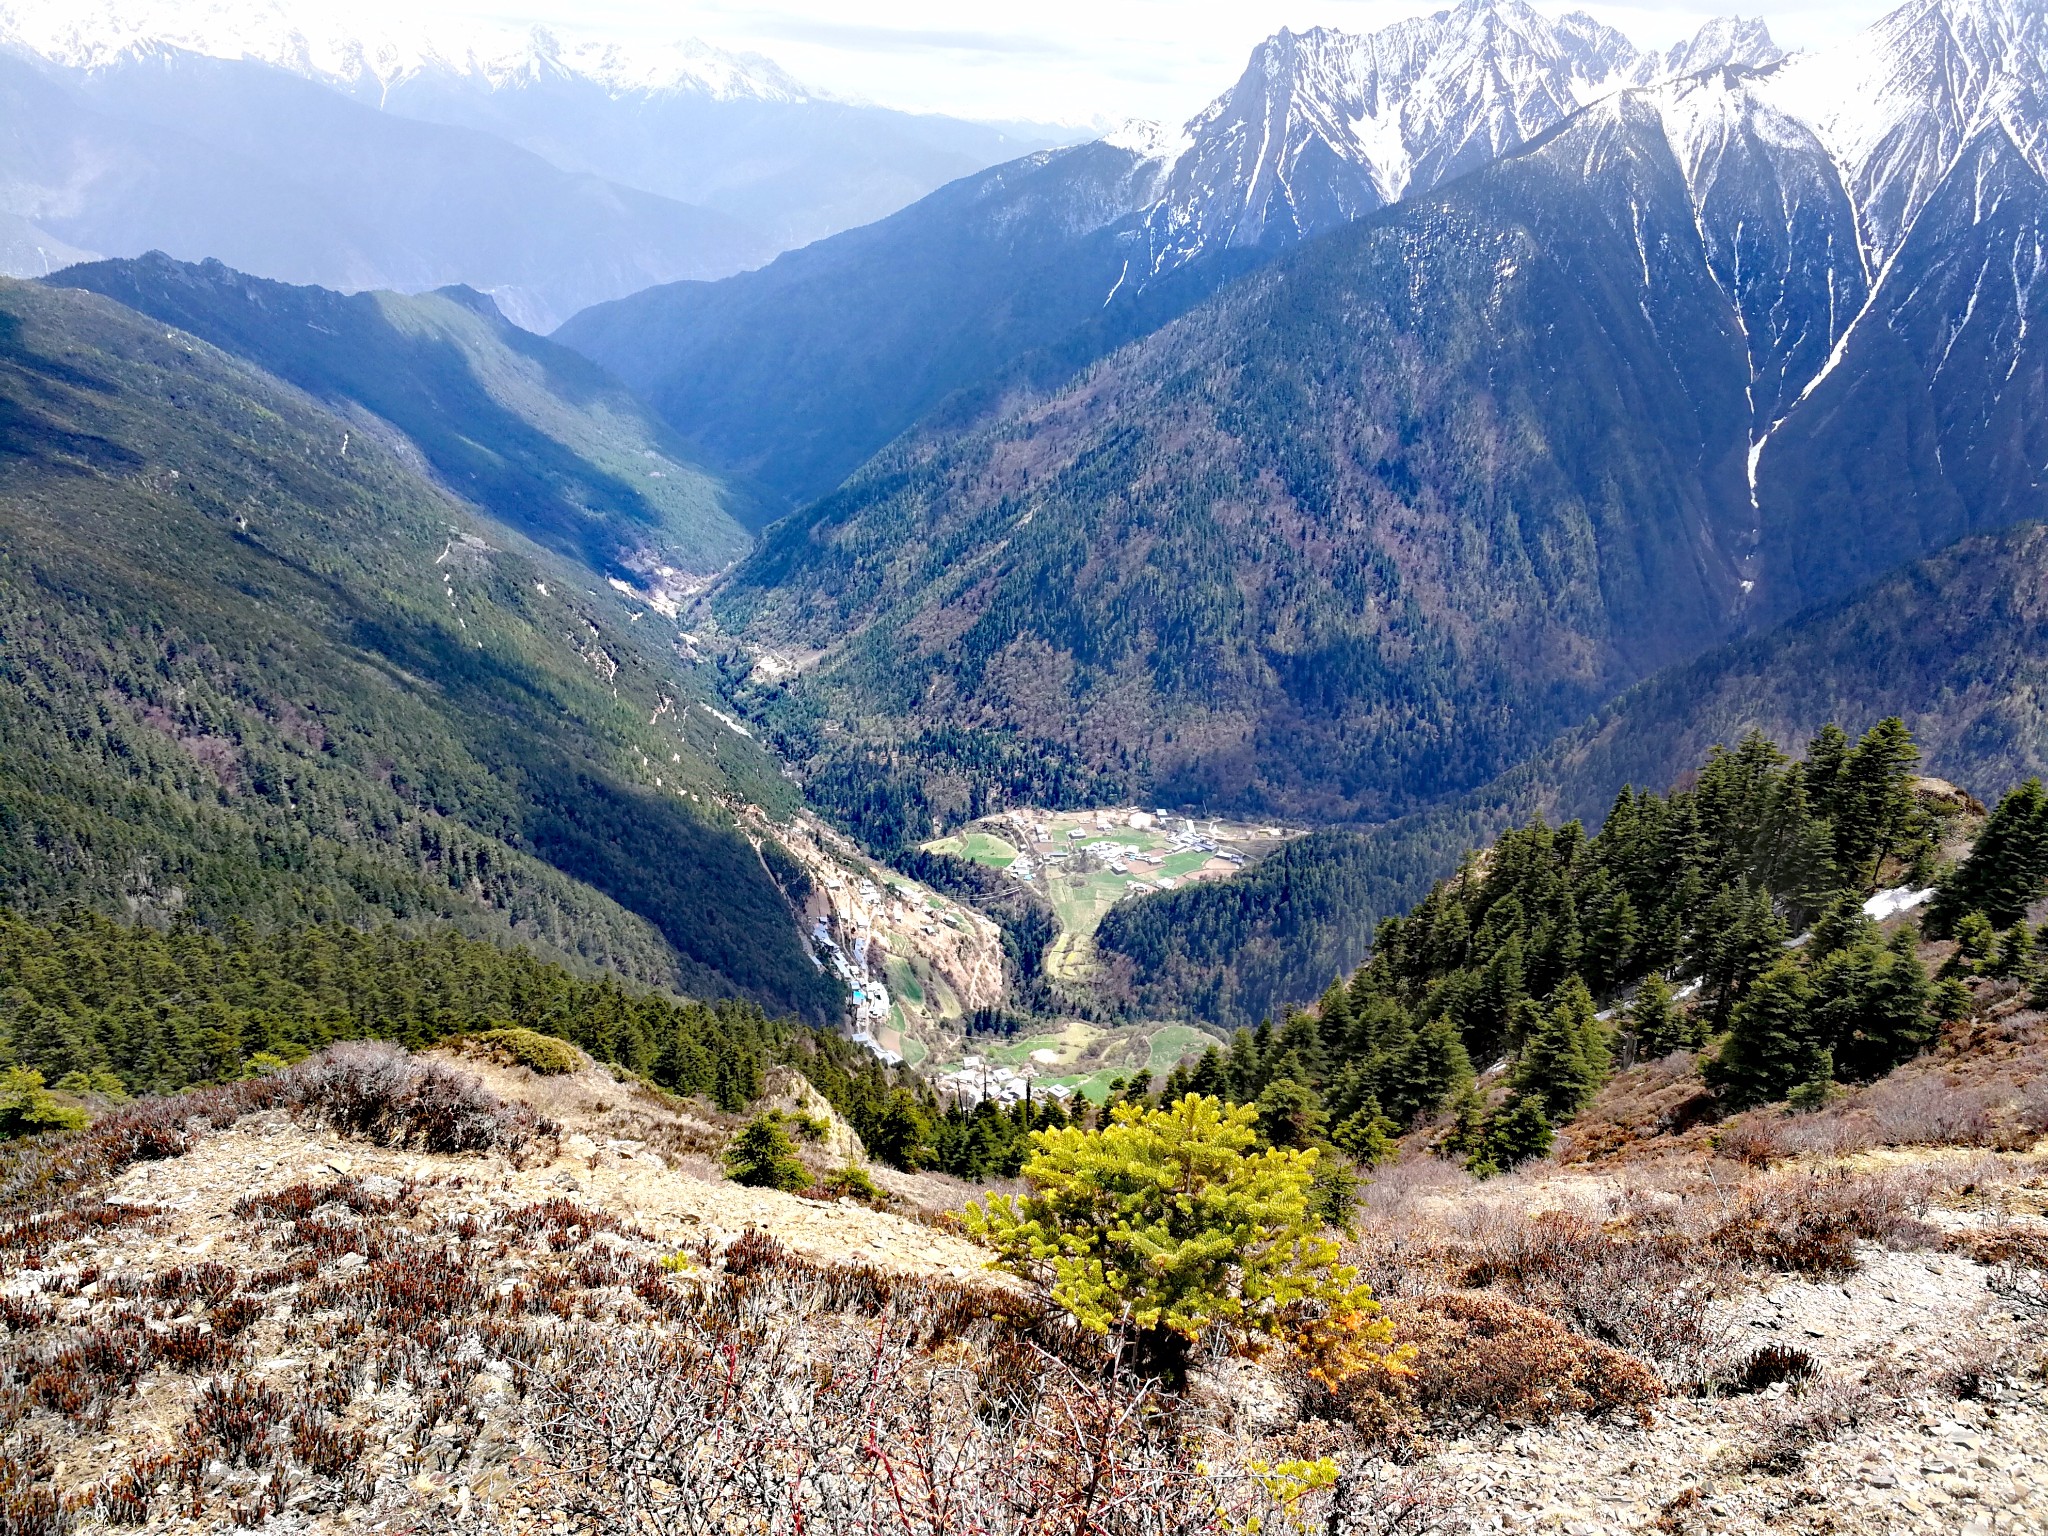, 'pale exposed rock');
759,1064,867,1169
